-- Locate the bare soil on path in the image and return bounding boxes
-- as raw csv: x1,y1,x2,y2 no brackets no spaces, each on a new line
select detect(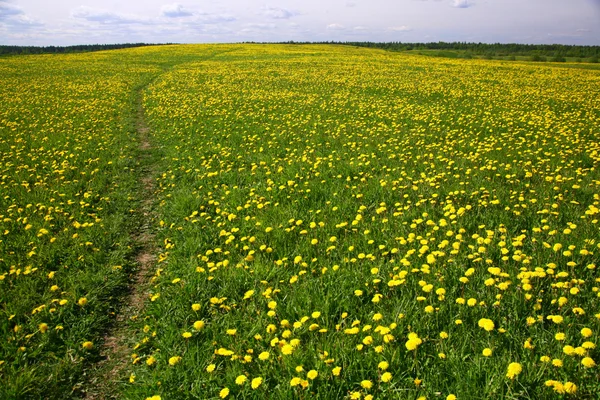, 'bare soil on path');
82,86,158,399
